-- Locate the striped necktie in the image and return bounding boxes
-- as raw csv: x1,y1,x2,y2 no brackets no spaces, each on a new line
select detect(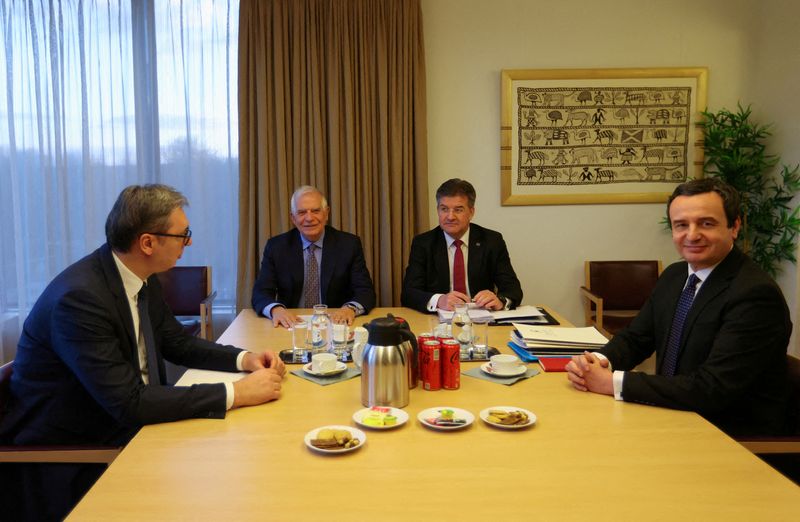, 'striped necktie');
662,273,700,376
302,244,320,307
